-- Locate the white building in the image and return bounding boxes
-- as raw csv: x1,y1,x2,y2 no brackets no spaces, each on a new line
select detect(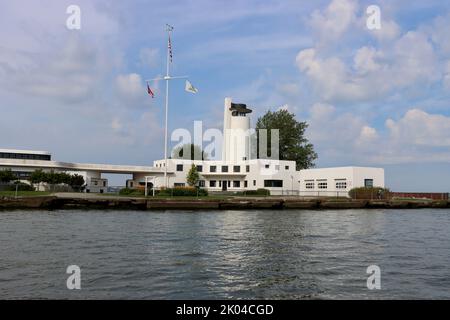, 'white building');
0,98,385,196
